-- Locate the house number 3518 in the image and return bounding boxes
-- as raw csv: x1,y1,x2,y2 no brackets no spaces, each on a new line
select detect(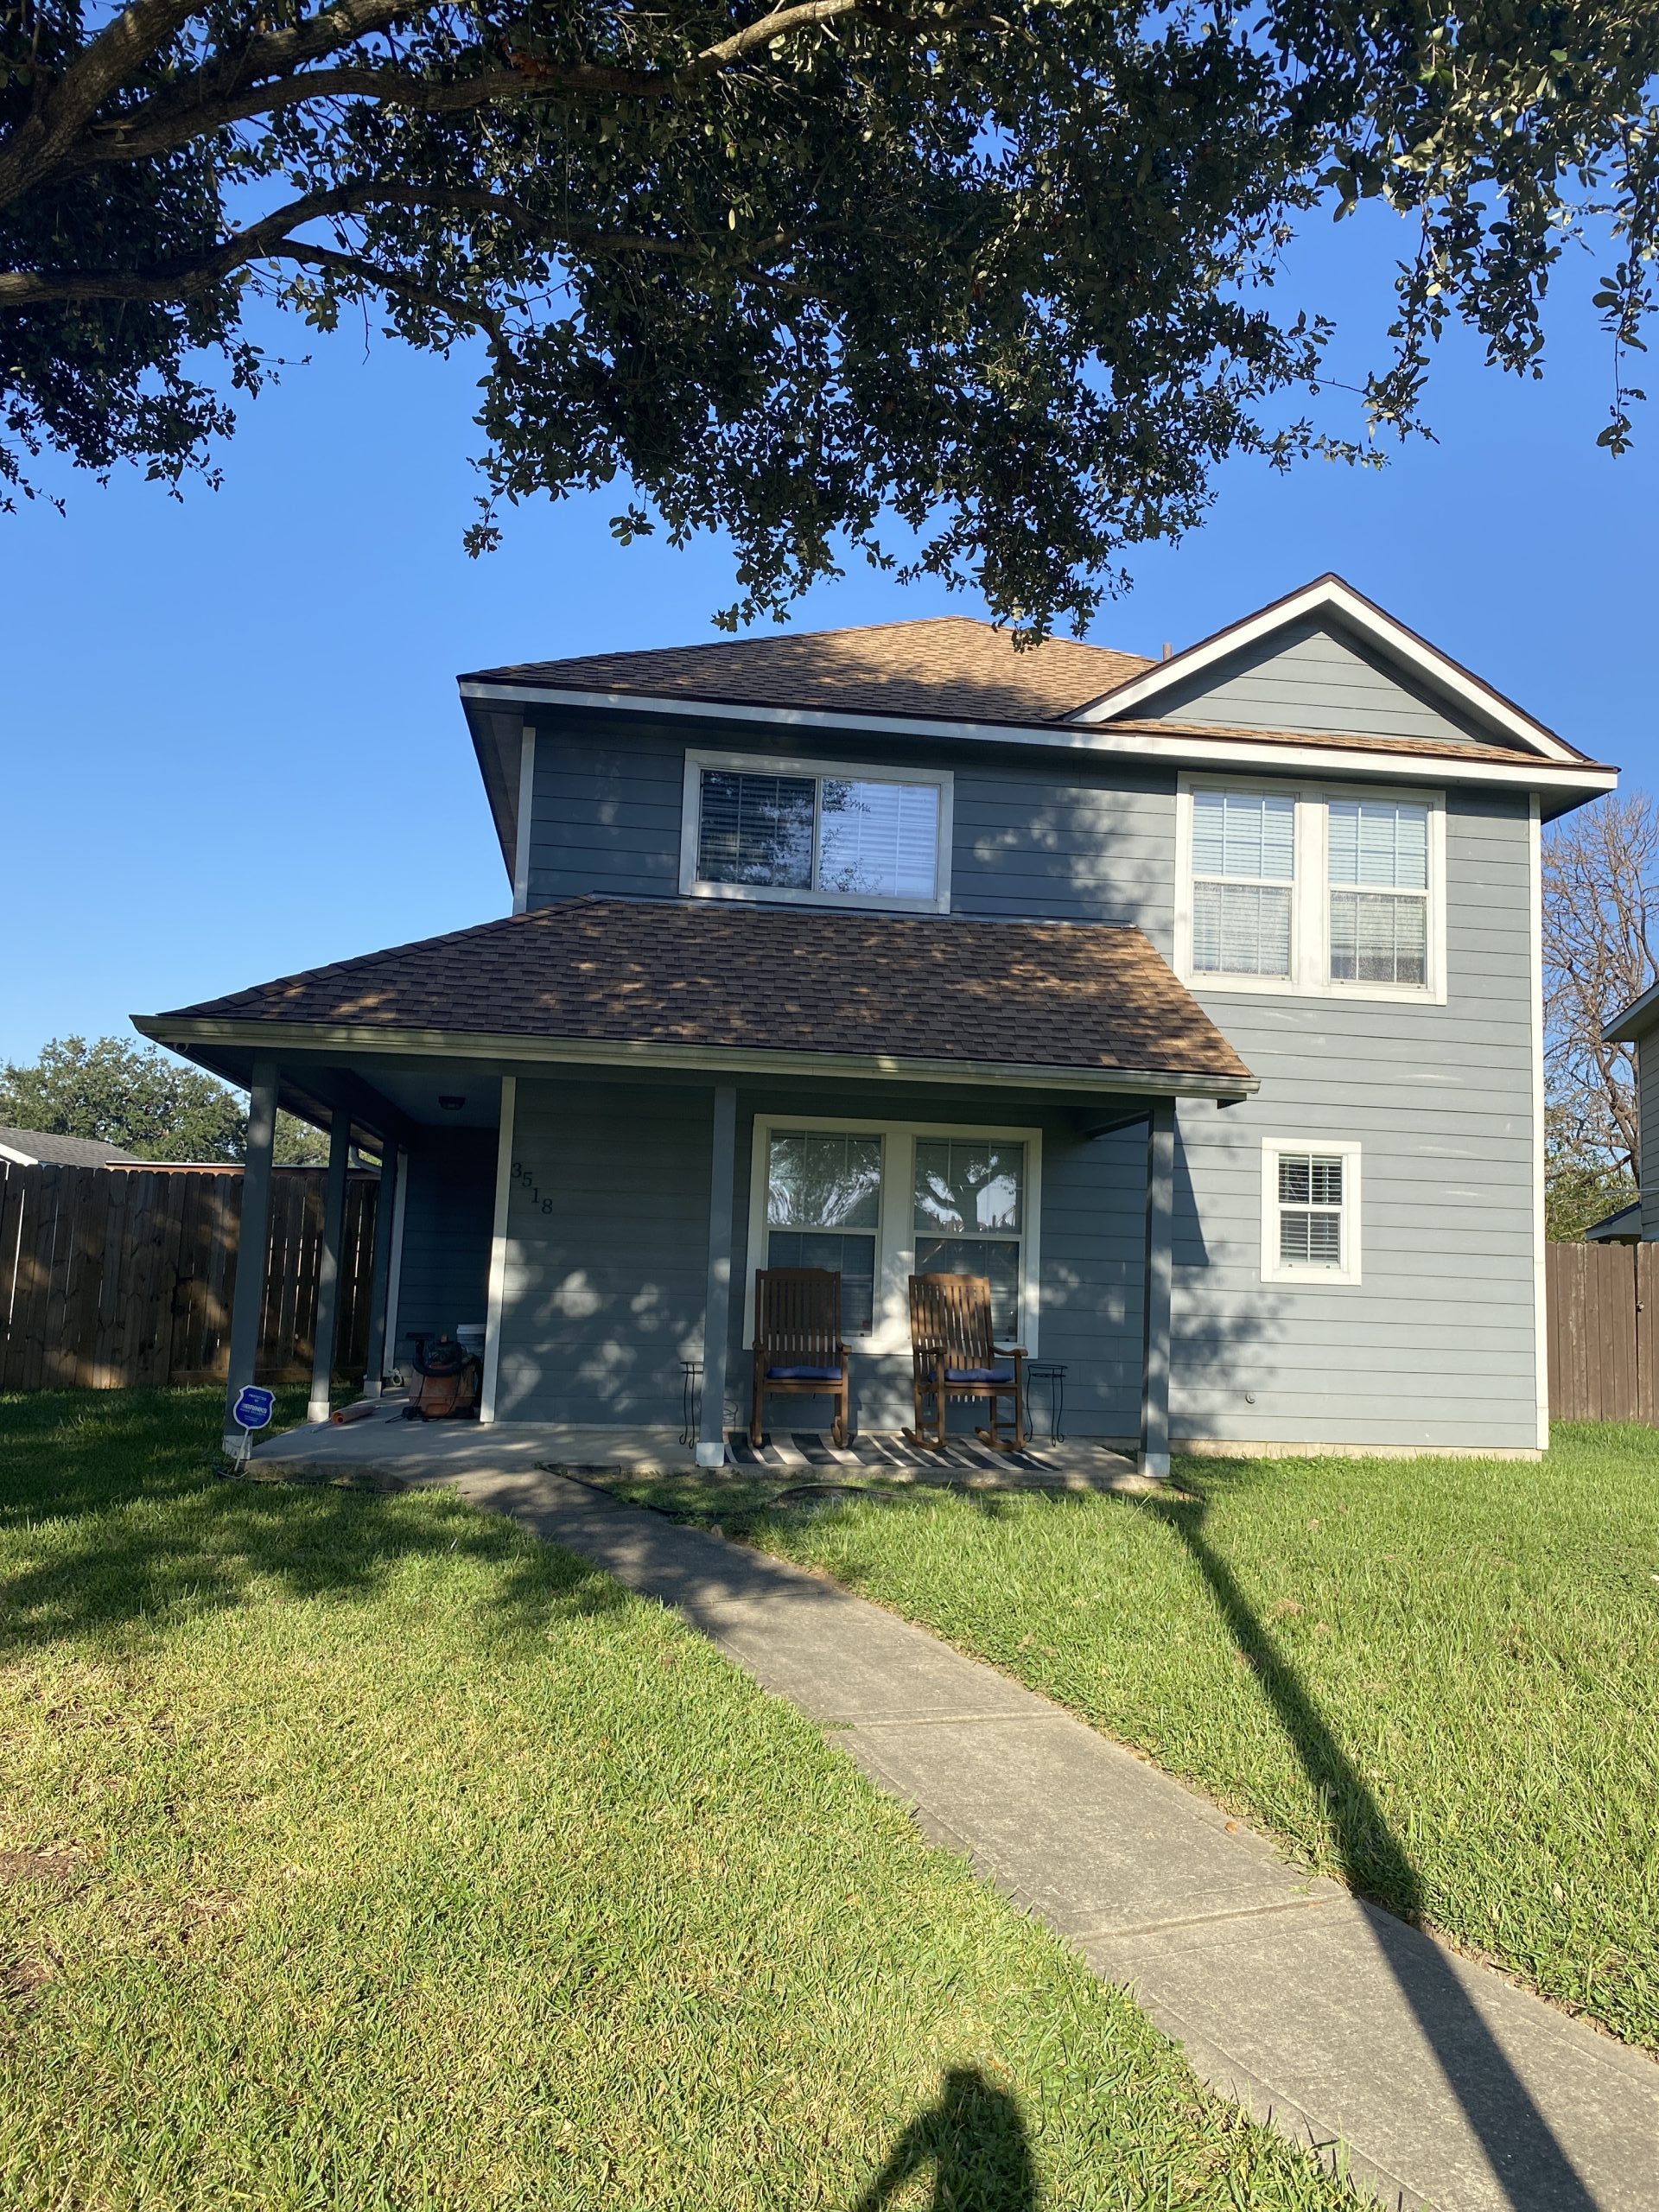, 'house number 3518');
511,1161,556,1214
